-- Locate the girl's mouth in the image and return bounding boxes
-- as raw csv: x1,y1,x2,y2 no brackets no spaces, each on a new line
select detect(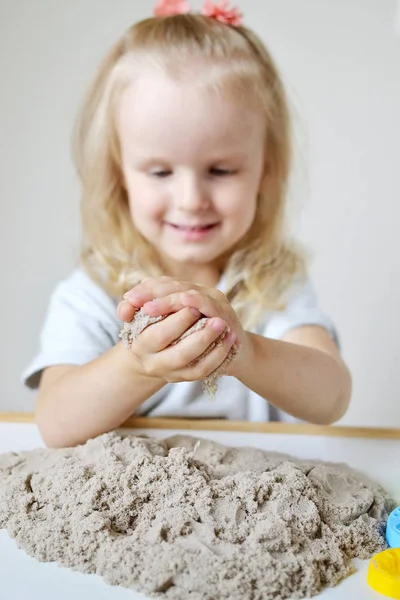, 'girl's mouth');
166,222,220,240
169,223,217,231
